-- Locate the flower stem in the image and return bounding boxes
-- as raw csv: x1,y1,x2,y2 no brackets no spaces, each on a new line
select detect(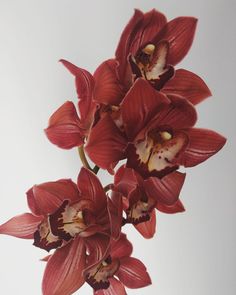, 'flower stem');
78,146,93,171
93,165,100,174
104,184,113,193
